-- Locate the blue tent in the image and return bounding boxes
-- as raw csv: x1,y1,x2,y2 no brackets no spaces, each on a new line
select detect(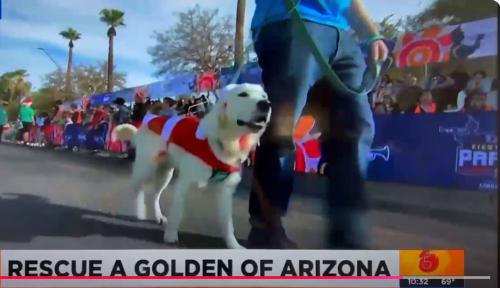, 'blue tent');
238,62,262,84
112,87,135,103
219,67,237,87
163,73,196,96
89,92,115,107
146,81,169,100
